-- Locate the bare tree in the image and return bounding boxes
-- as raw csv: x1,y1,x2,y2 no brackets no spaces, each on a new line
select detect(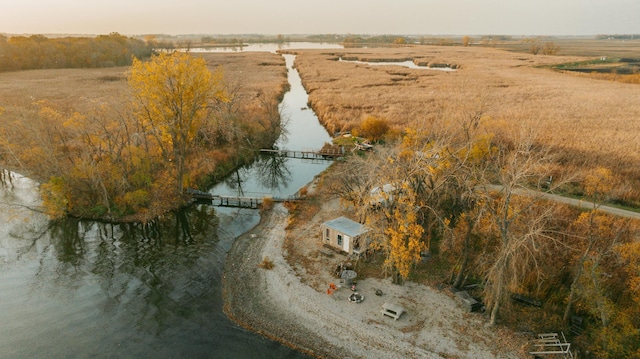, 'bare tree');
476,128,564,326
541,41,560,55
